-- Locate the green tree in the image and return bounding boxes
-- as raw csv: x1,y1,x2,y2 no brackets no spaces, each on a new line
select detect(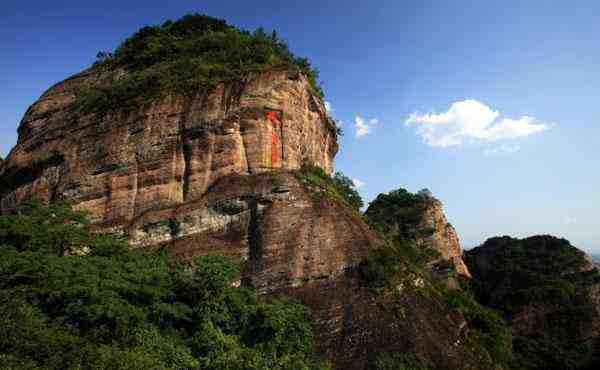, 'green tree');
332,172,364,211
77,13,325,116
0,201,327,369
